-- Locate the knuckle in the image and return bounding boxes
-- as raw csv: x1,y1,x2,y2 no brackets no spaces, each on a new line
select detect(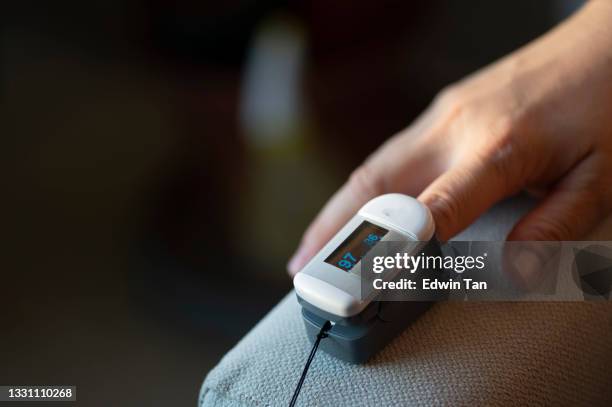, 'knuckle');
483,116,519,156
424,191,461,239
523,217,572,241
434,84,466,116
479,117,525,193
489,114,517,143
347,164,385,201
435,84,461,106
